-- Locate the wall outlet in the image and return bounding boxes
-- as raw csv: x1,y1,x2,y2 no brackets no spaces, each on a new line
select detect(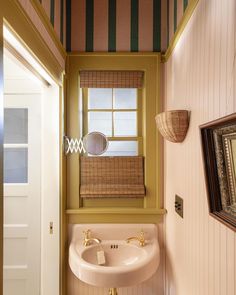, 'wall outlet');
175,195,183,218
